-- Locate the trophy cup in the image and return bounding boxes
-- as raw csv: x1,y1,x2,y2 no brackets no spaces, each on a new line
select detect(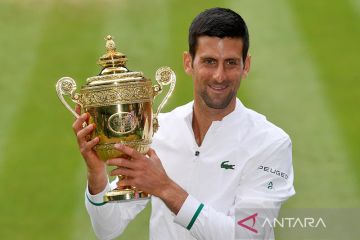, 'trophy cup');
56,35,176,202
